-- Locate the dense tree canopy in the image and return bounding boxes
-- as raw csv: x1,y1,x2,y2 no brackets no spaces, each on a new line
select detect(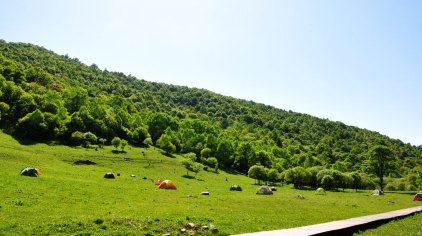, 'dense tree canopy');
369,145,395,191
0,40,421,190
